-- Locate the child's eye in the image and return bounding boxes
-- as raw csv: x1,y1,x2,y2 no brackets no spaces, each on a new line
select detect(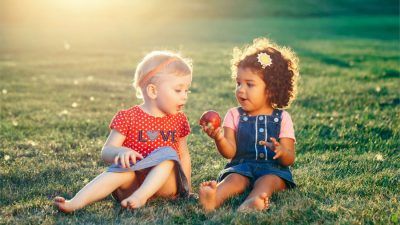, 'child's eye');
175,89,191,94
247,83,254,87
